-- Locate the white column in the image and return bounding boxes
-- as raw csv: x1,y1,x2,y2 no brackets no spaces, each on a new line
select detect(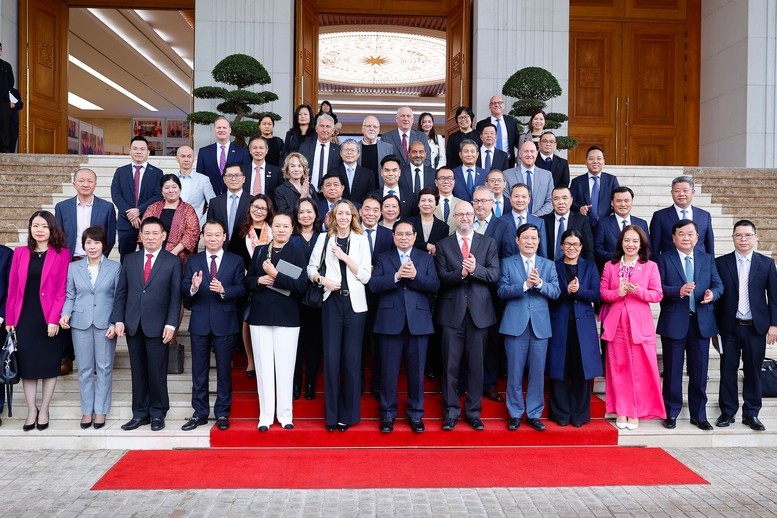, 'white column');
0,0,19,76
